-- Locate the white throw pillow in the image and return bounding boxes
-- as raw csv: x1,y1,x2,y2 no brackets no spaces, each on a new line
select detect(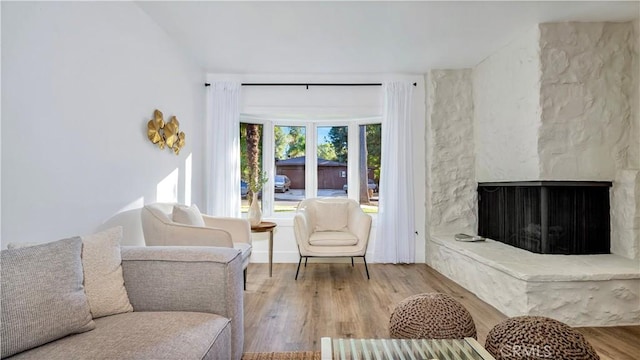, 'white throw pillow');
314,201,350,232
172,204,206,227
81,226,133,318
